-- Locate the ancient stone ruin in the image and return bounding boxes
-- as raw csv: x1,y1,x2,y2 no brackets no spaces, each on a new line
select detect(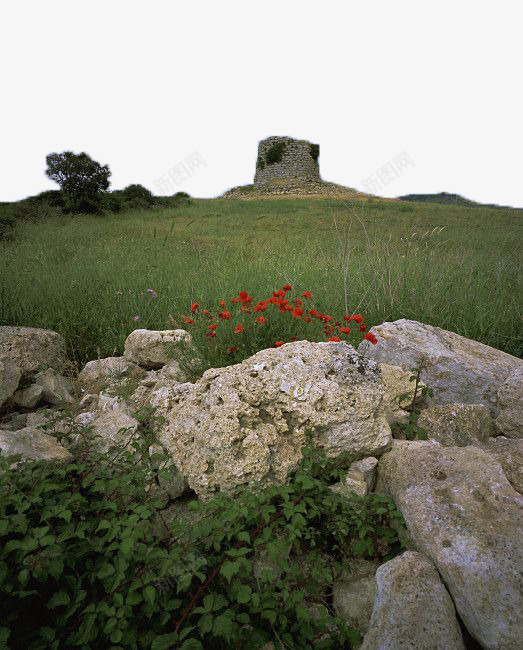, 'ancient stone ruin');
254,136,321,186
